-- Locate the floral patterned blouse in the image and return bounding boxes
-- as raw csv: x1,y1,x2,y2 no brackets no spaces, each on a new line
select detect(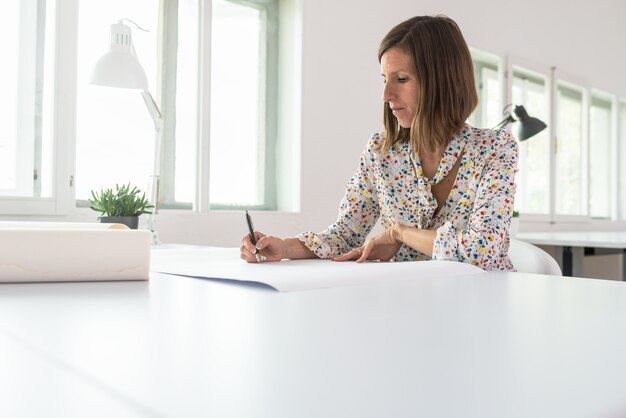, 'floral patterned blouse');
297,125,518,271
